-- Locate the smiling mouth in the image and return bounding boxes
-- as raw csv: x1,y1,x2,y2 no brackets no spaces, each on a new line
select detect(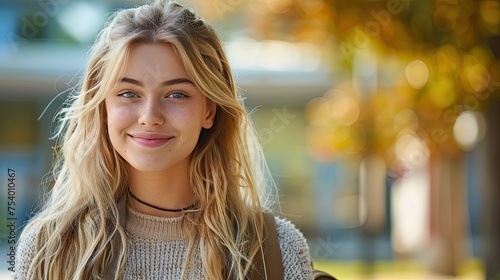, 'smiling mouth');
128,134,173,148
